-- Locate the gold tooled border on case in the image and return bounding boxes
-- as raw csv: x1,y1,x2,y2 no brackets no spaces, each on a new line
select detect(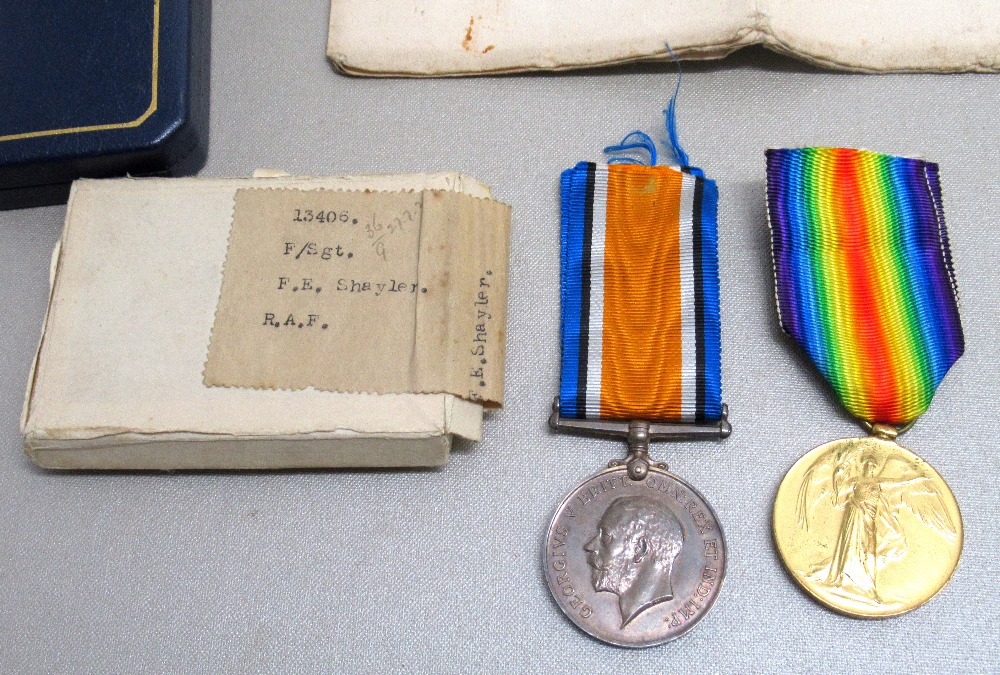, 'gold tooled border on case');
0,0,159,143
